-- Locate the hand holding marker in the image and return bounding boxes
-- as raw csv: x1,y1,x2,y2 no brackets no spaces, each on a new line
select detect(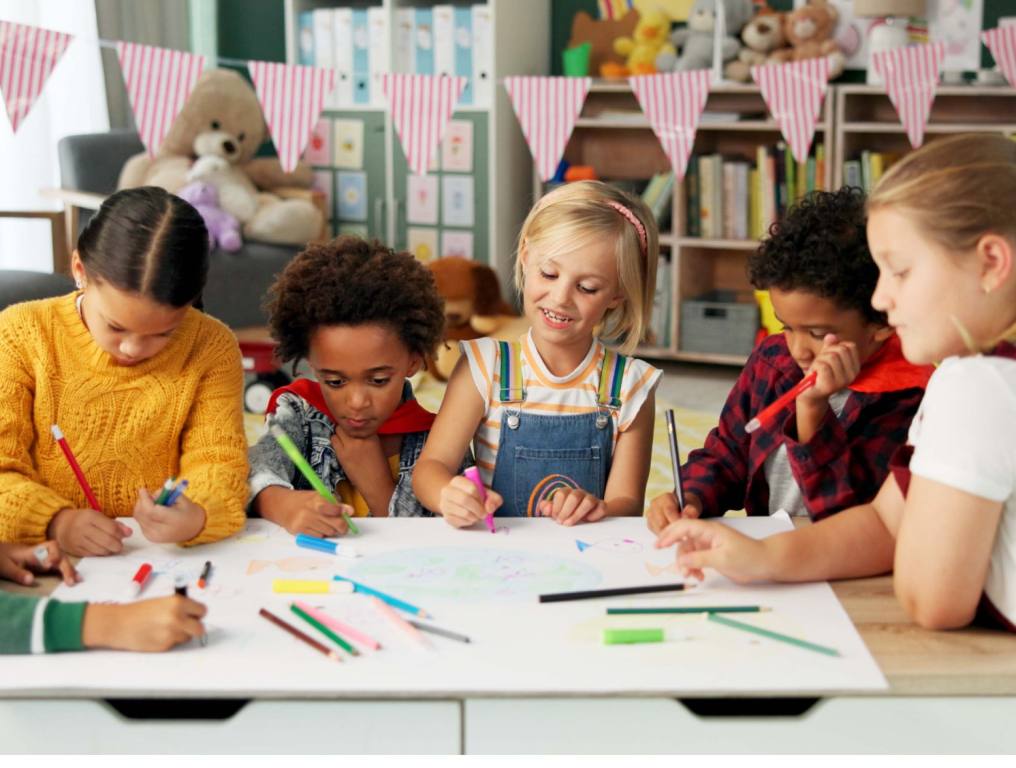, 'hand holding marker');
463,466,495,533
